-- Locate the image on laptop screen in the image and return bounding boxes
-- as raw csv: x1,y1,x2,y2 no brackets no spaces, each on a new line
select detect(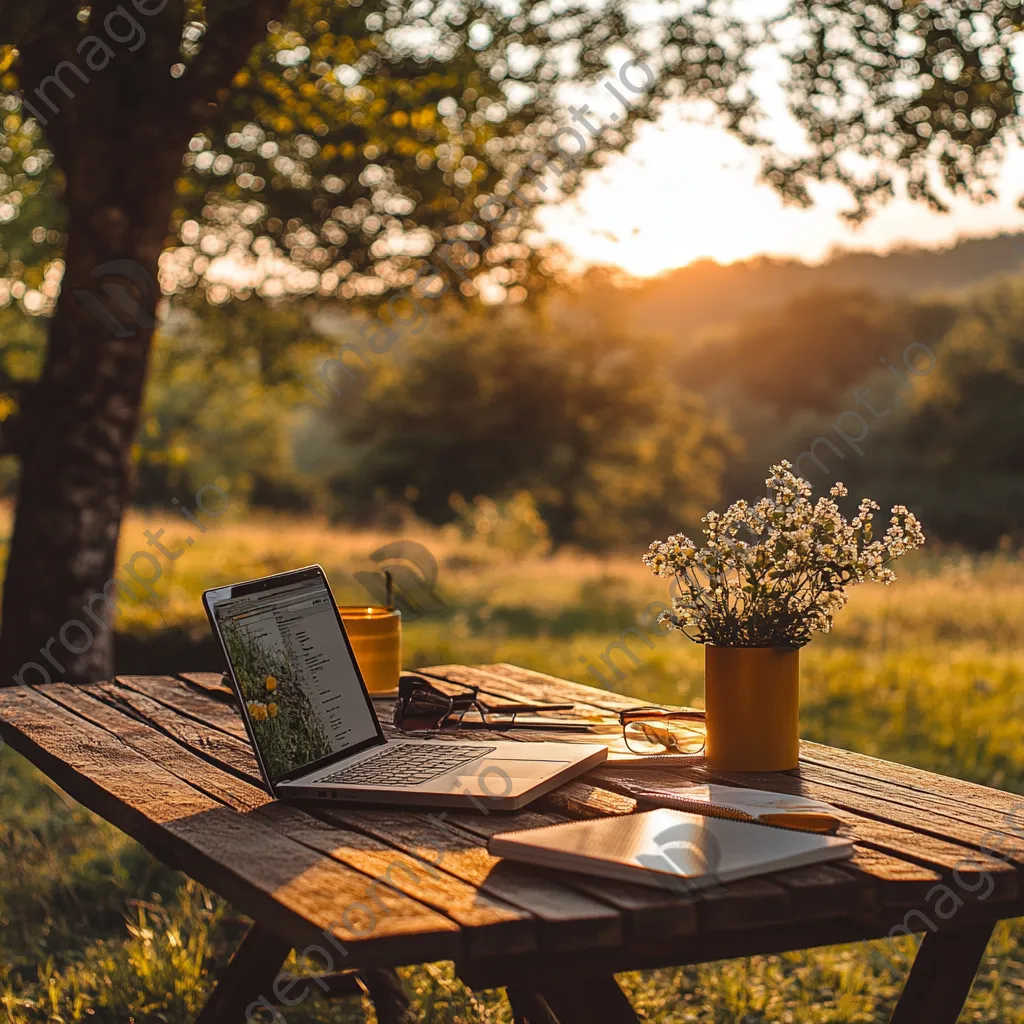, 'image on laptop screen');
210,575,381,780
